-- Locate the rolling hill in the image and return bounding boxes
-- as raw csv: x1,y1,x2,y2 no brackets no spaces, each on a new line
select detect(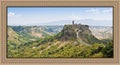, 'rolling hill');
7,24,113,58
